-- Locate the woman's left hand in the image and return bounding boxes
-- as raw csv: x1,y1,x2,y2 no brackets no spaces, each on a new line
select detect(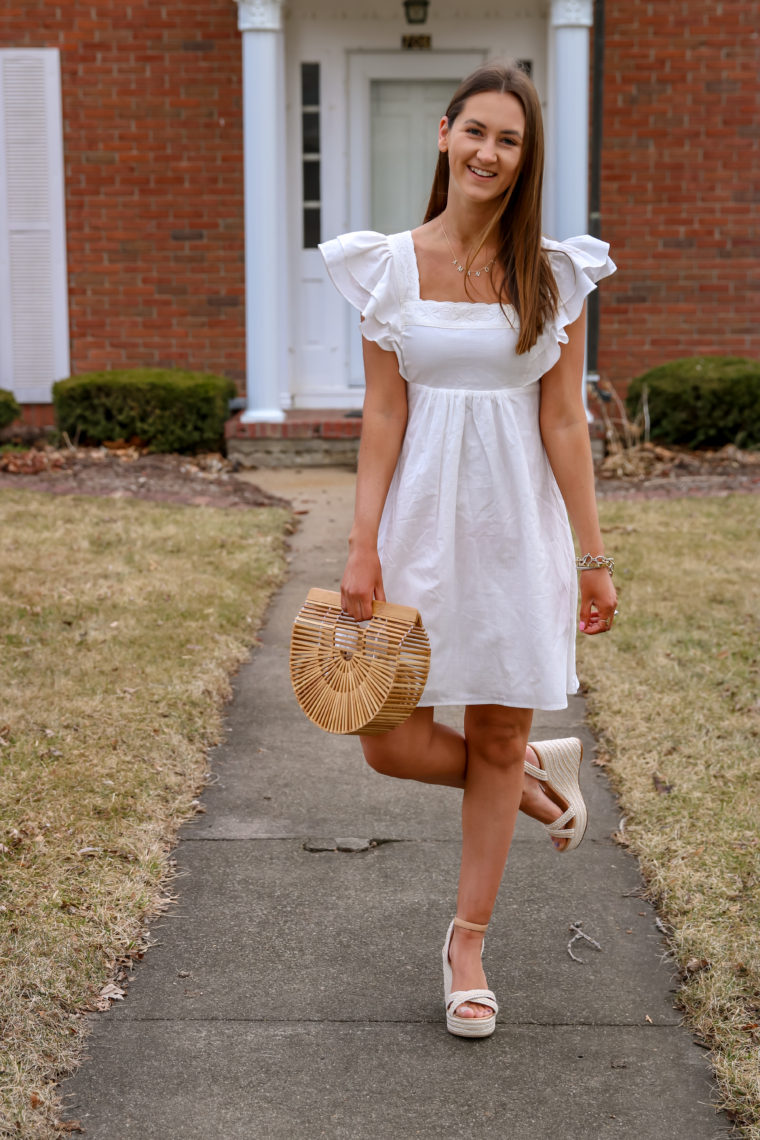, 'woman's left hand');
578,568,618,635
